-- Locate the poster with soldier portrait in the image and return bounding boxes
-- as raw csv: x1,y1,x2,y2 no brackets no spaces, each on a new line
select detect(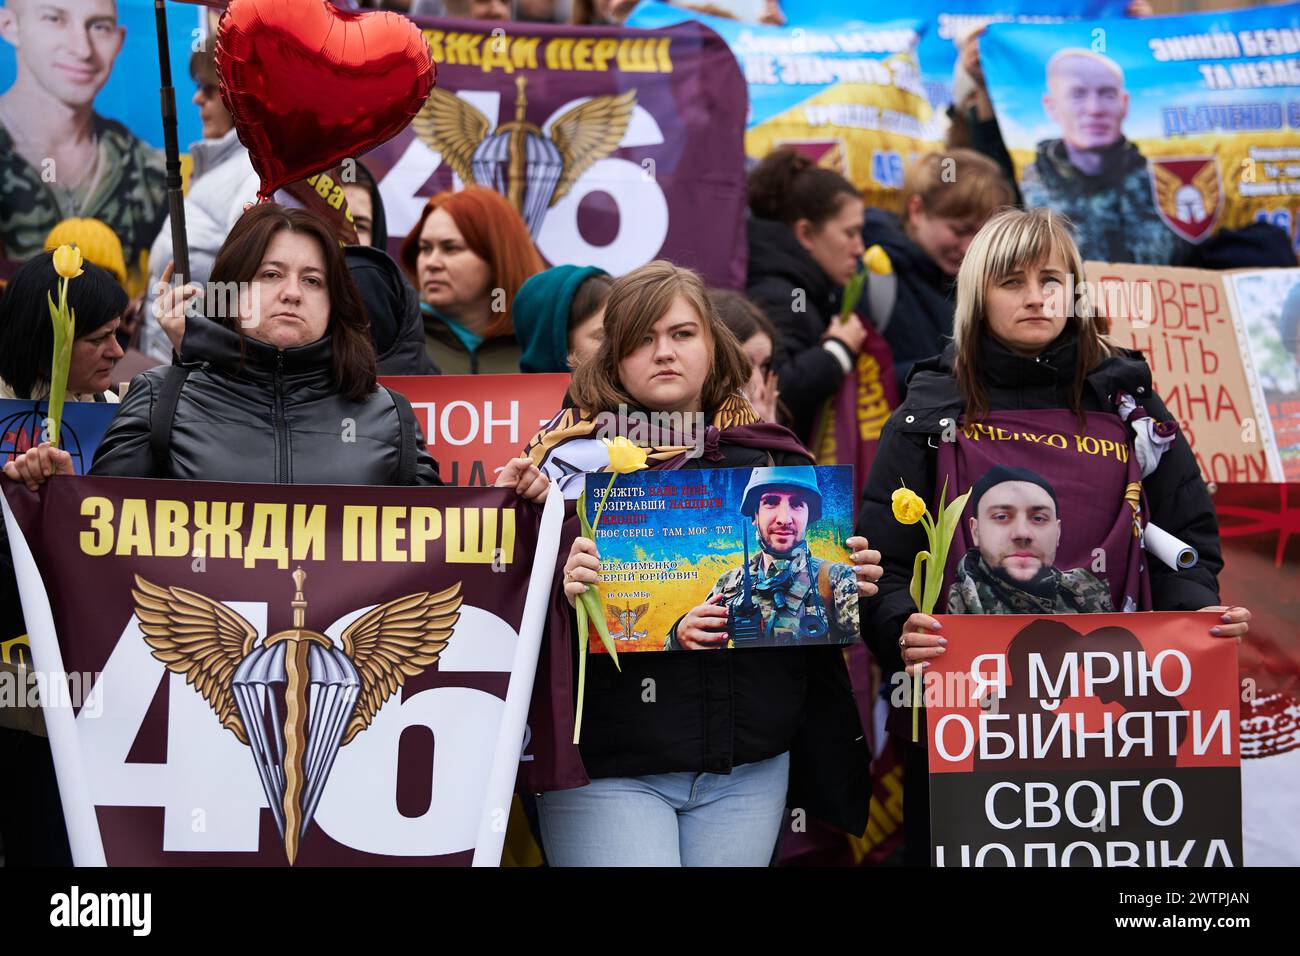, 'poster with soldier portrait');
583,464,859,652
980,3,1300,265
1229,268,1300,482
0,0,201,283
